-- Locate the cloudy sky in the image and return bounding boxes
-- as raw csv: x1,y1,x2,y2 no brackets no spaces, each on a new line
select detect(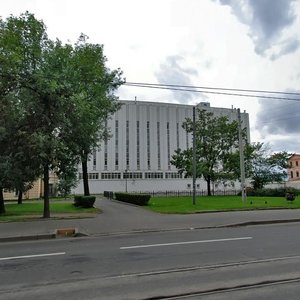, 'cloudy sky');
1,0,300,152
